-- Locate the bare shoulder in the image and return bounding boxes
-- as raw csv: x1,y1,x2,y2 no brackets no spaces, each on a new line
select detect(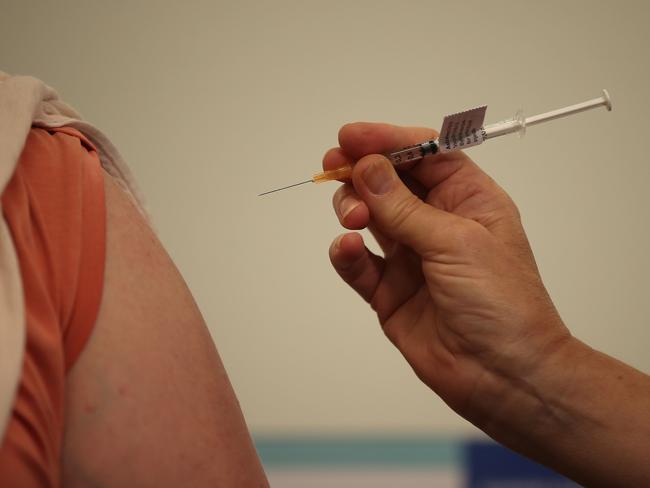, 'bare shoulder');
62,174,268,487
